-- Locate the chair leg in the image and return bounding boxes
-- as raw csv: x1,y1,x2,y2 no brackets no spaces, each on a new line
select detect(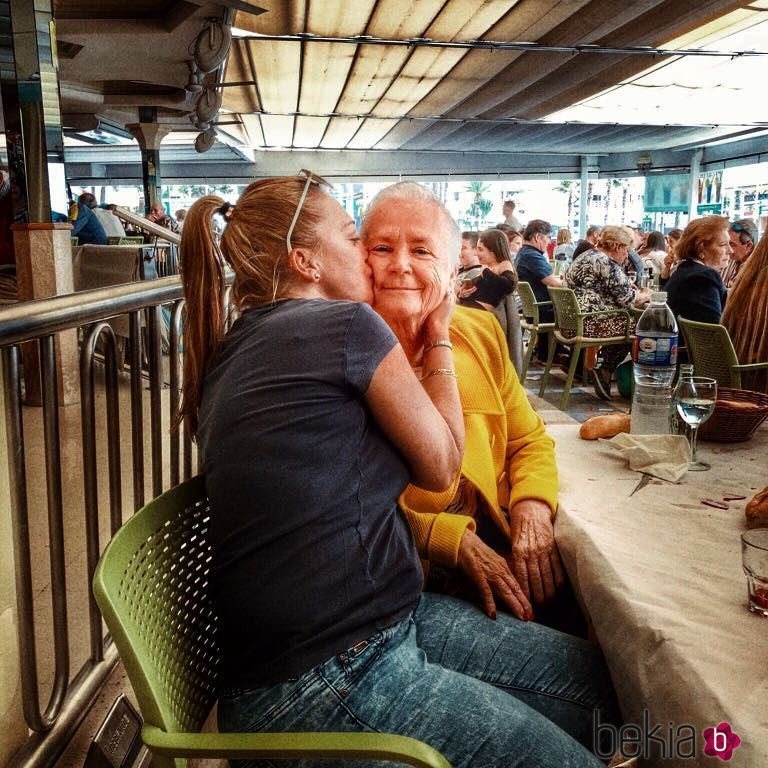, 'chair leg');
559,343,582,410
521,330,537,380
539,333,557,397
